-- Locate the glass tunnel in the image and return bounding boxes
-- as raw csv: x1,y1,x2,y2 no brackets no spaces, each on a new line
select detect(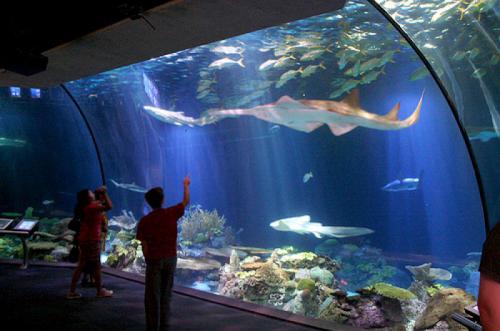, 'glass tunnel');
0,0,498,329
